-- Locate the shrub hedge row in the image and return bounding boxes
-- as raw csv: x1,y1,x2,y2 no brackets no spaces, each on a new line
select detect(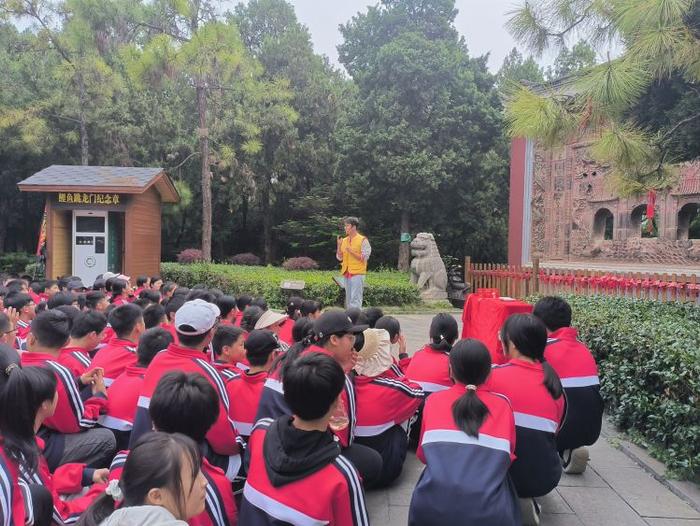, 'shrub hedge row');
547,294,700,480
160,263,421,309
